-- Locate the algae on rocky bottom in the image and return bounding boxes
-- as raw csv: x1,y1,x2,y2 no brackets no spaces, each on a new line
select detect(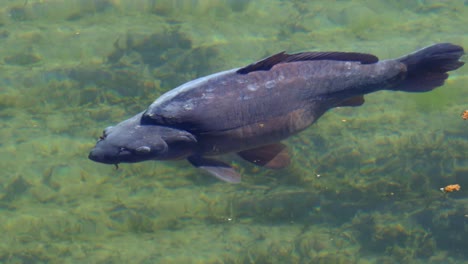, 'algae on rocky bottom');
0,0,467,263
